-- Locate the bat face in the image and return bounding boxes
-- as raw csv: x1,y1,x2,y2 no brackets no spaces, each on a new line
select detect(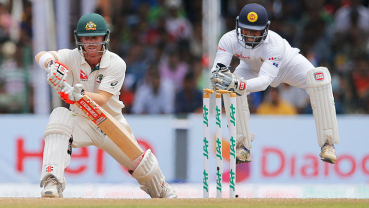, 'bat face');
76,95,143,160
